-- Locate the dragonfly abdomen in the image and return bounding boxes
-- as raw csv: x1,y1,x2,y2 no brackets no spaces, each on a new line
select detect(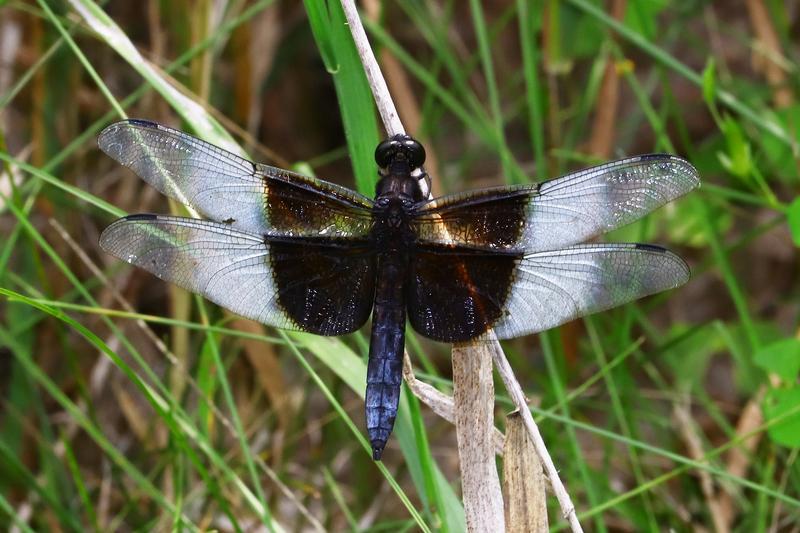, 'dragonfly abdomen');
366,253,407,460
